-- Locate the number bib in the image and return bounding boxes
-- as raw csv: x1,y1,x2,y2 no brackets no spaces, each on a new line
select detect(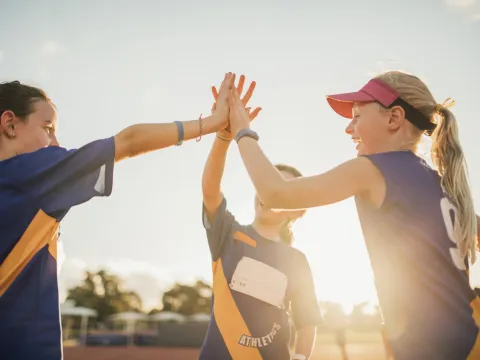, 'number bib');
229,257,288,308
